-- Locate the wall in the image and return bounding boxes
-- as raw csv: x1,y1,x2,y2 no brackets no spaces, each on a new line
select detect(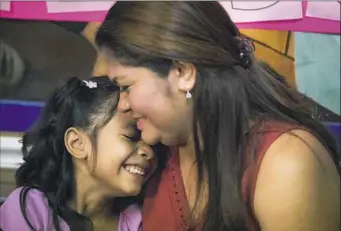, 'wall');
295,33,340,115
